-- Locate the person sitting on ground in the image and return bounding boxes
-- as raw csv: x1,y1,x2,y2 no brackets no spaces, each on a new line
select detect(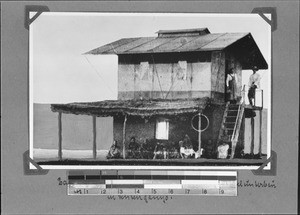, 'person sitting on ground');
195,148,204,159
203,139,215,159
106,140,121,159
141,139,157,159
168,142,179,159
153,142,167,159
217,141,230,159
179,141,187,159
179,135,196,159
127,137,141,159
